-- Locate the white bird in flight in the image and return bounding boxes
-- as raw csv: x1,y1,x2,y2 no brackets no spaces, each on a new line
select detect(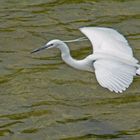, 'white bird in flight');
31,27,140,93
